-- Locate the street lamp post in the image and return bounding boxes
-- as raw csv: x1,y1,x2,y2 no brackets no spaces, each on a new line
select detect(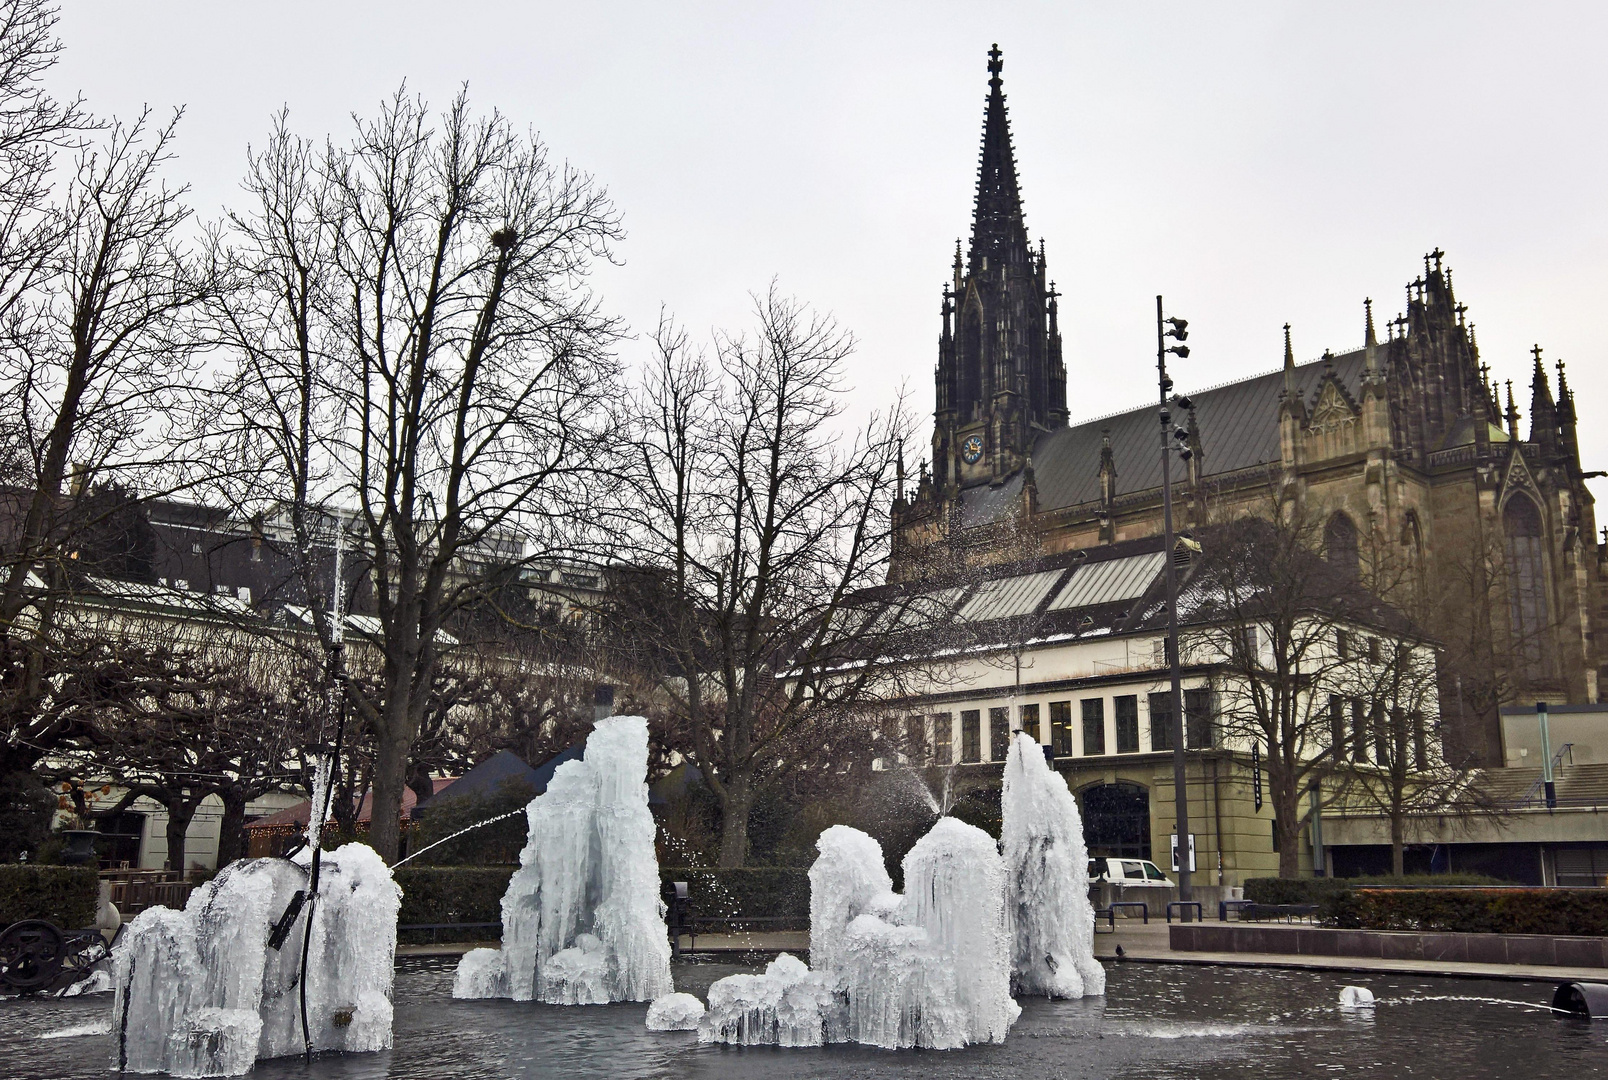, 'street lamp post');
1156,295,1193,916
